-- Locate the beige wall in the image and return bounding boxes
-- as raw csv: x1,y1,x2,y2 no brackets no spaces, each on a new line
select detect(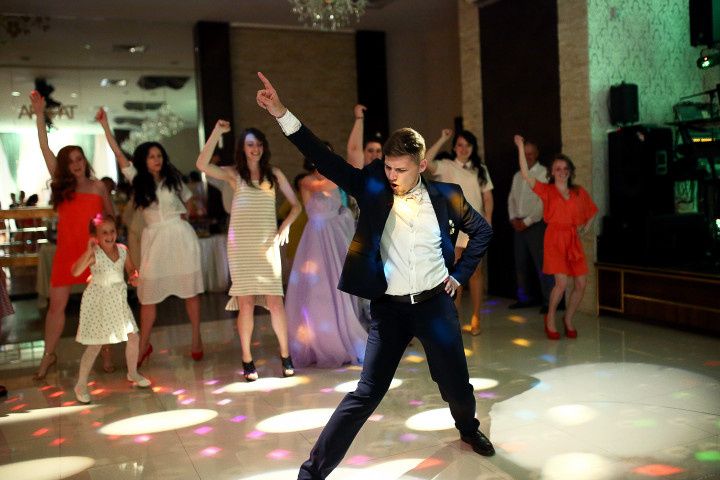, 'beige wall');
164,127,201,175
229,27,356,191
386,6,462,144
557,0,595,313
